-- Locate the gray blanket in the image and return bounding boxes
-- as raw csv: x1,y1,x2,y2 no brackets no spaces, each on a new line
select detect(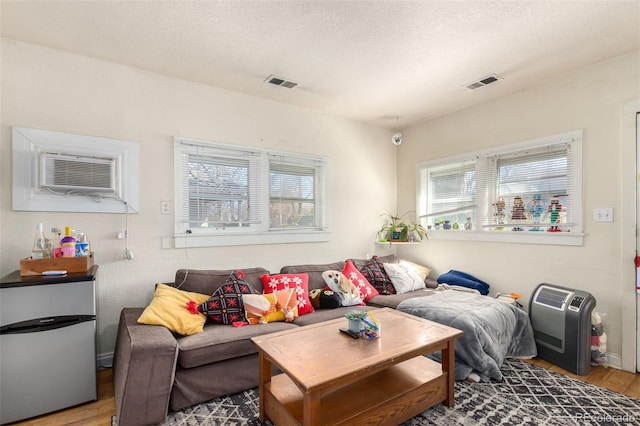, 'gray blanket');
397,291,537,381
